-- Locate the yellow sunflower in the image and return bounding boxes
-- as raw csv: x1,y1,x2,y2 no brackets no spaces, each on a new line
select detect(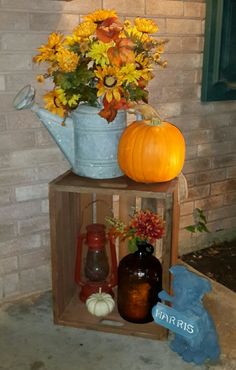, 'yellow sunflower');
43,89,66,118
95,66,123,102
120,64,142,85
135,54,153,81
33,32,64,63
56,48,80,73
87,41,114,67
121,21,151,43
134,18,158,34
84,9,117,23
73,21,96,38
